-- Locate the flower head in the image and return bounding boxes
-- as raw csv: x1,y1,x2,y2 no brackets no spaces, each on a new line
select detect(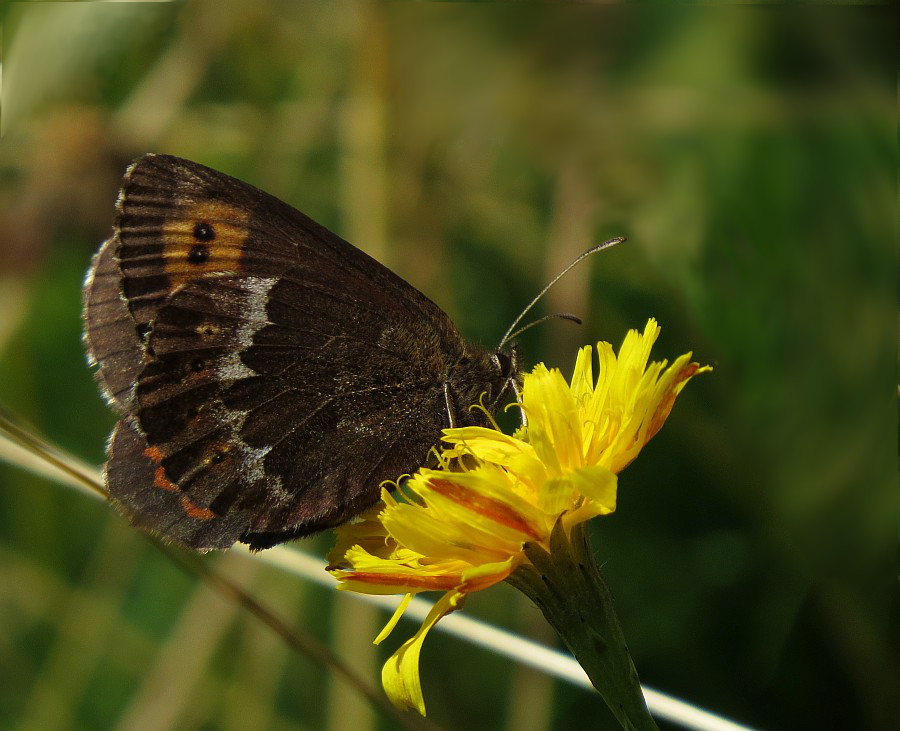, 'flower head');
327,319,710,714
